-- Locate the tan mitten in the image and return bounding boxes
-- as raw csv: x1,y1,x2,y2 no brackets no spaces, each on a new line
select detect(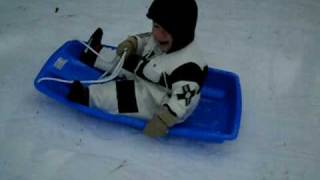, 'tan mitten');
143,106,178,138
116,36,137,58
